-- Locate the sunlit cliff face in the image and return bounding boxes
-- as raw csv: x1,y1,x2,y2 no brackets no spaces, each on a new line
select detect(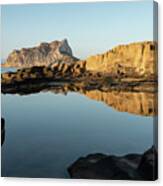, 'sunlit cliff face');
83,90,157,116
85,41,157,77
